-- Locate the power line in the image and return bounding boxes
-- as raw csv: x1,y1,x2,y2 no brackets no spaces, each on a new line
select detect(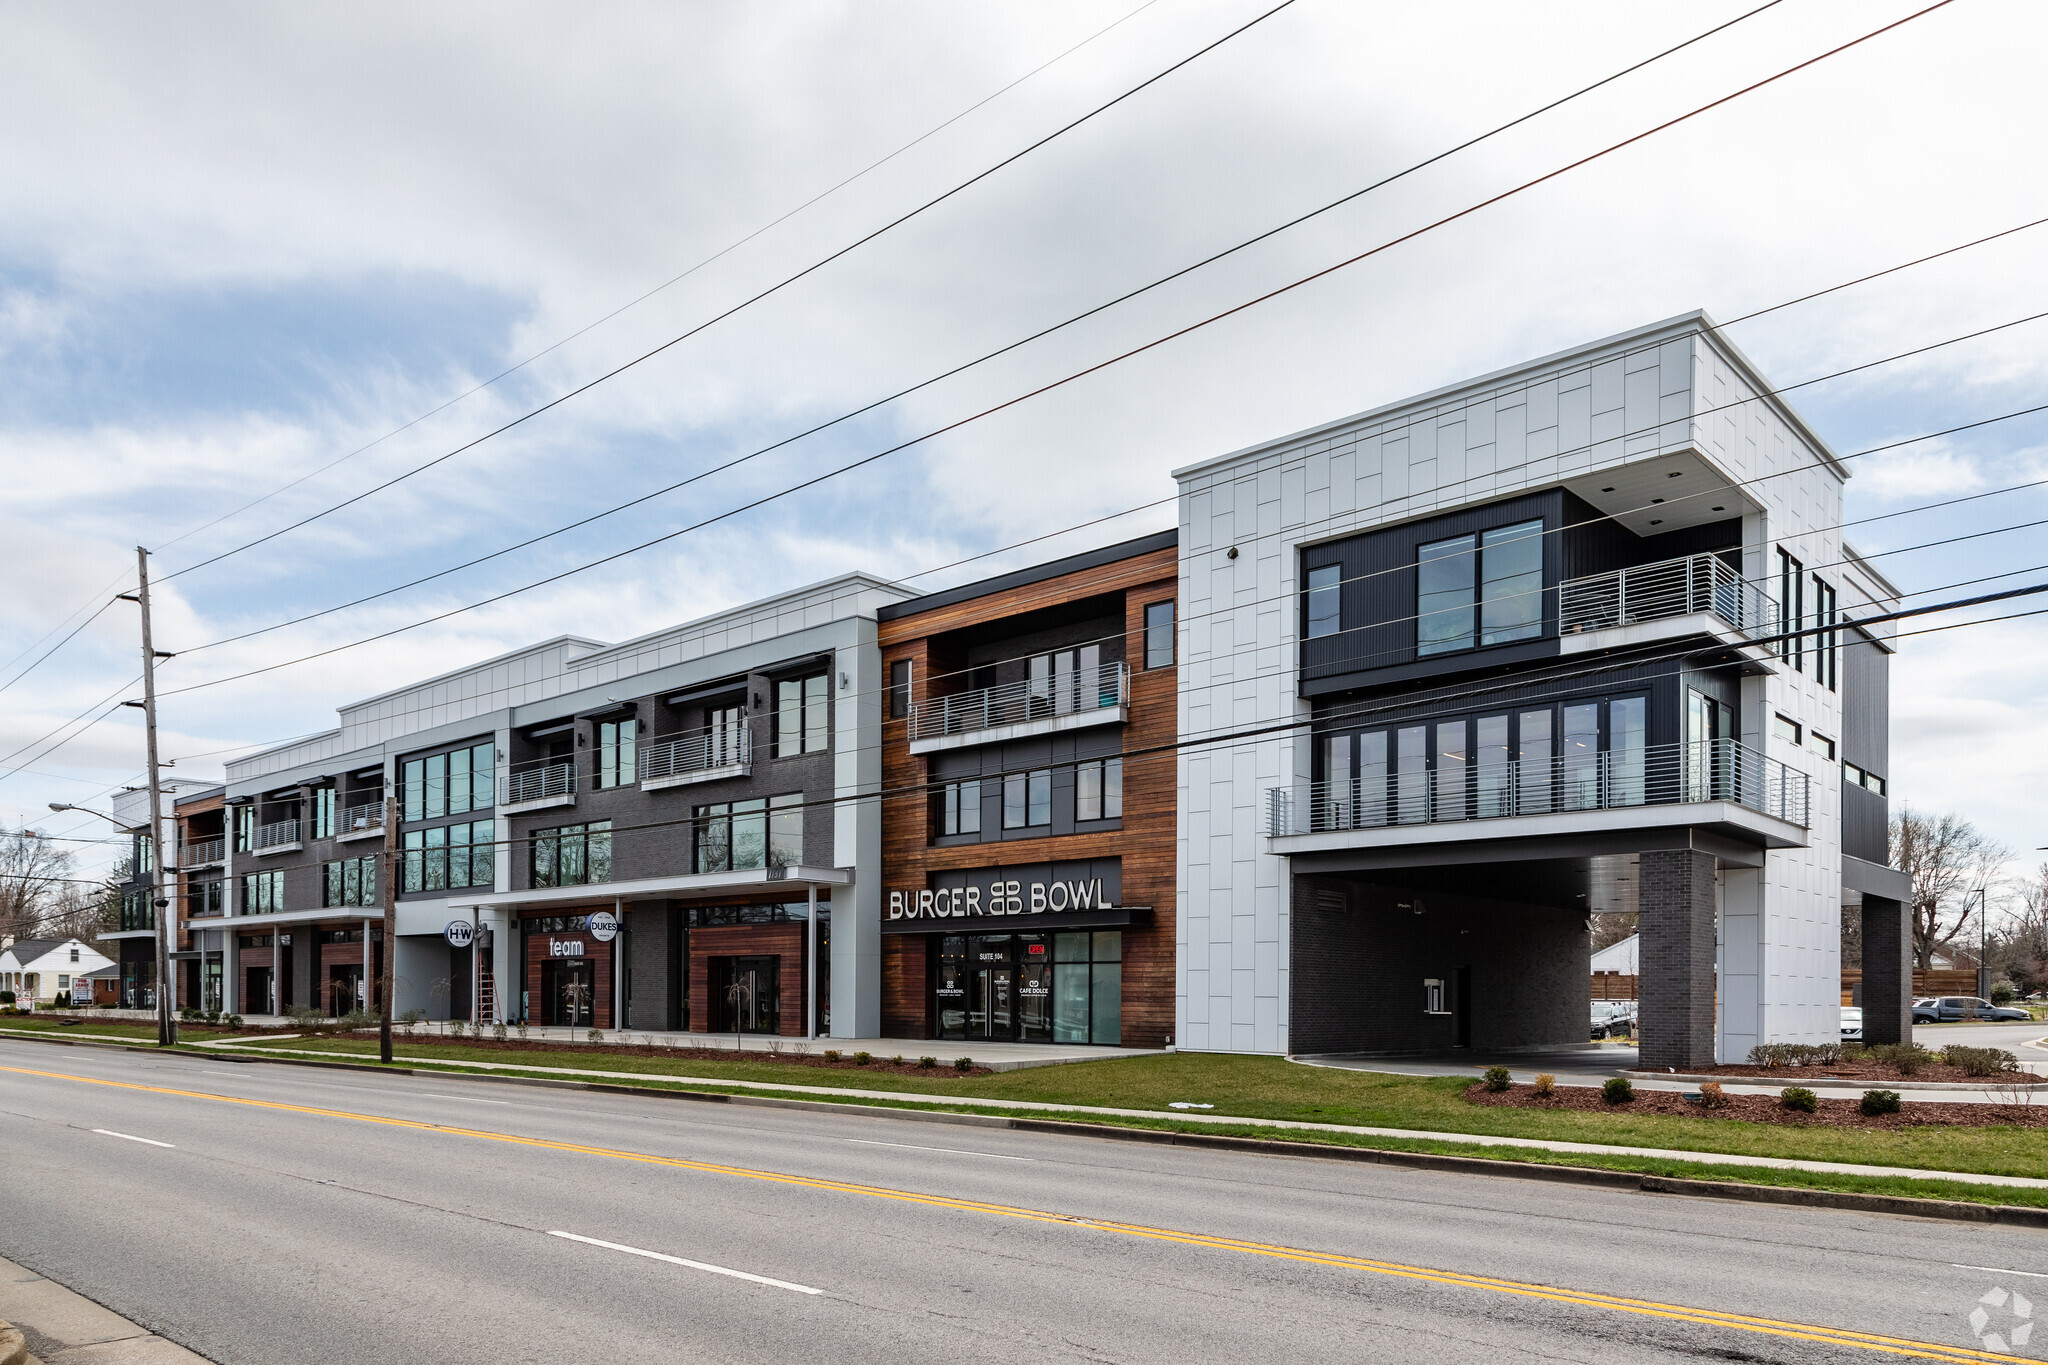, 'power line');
130,6,1959,707
158,0,1306,584
144,0,1166,562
